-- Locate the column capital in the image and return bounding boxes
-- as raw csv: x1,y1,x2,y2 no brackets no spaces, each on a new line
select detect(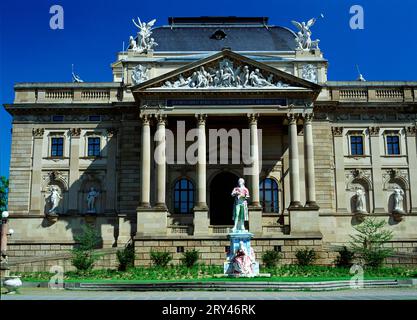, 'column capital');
69,128,81,138
302,113,314,123
331,126,344,137
247,113,259,125
32,128,44,138
368,126,380,136
195,114,207,125
286,113,299,125
405,126,417,137
106,127,118,138
155,113,167,125
140,113,151,125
